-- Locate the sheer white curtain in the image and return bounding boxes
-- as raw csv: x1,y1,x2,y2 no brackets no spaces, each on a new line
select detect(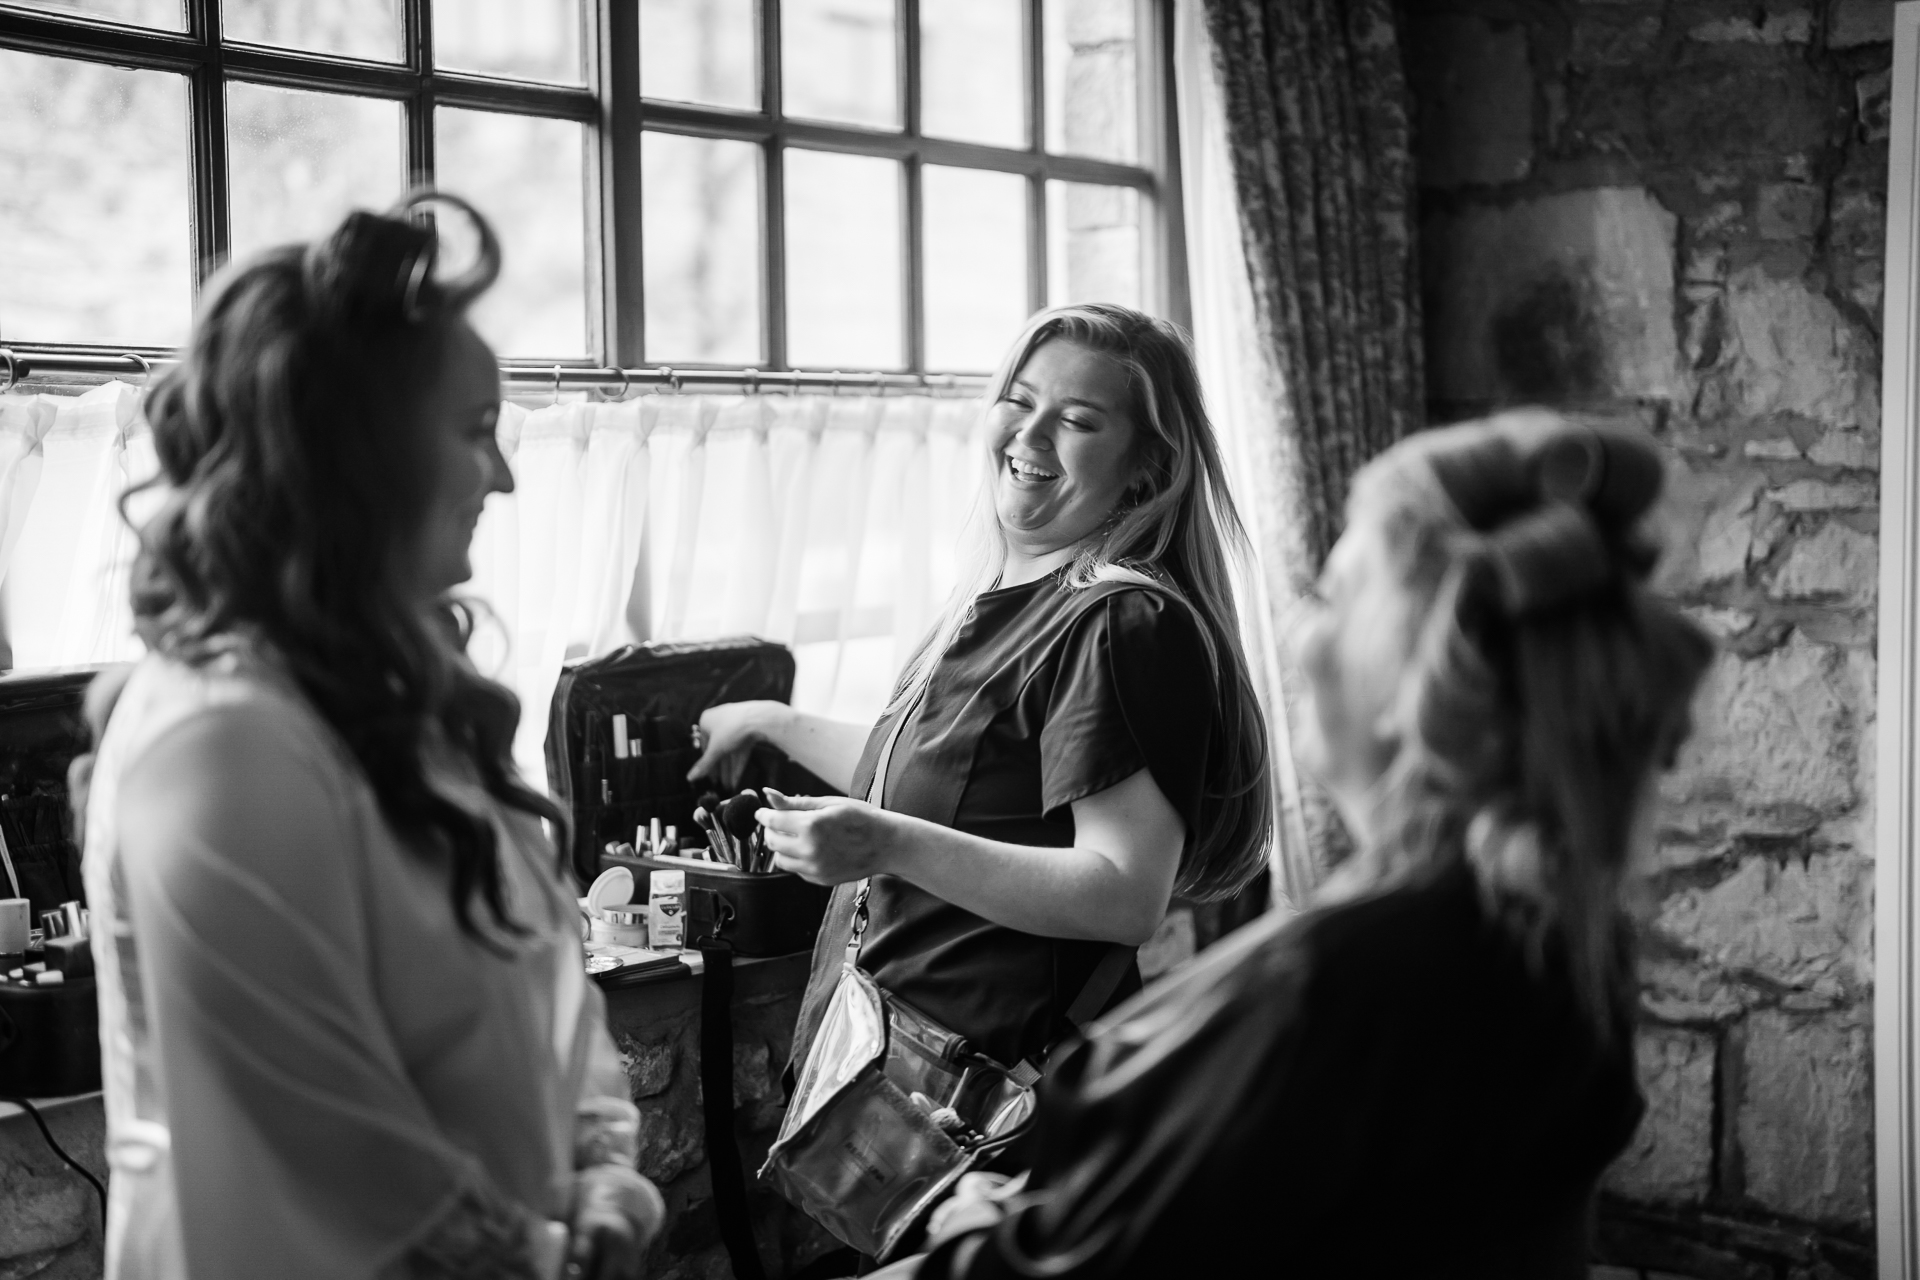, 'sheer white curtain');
0,382,987,787
0,381,154,670
1175,0,1317,909
468,391,987,778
